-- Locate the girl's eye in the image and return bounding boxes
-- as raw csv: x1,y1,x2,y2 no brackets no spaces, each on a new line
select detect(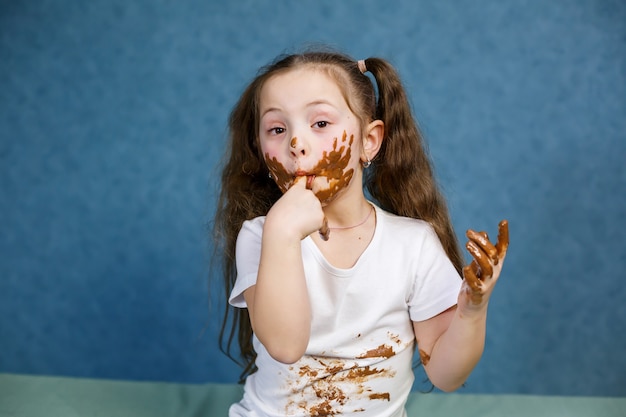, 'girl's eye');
313,121,329,128
268,127,285,135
